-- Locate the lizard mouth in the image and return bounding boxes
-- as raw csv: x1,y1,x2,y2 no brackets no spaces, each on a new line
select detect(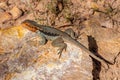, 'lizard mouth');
21,20,38,32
